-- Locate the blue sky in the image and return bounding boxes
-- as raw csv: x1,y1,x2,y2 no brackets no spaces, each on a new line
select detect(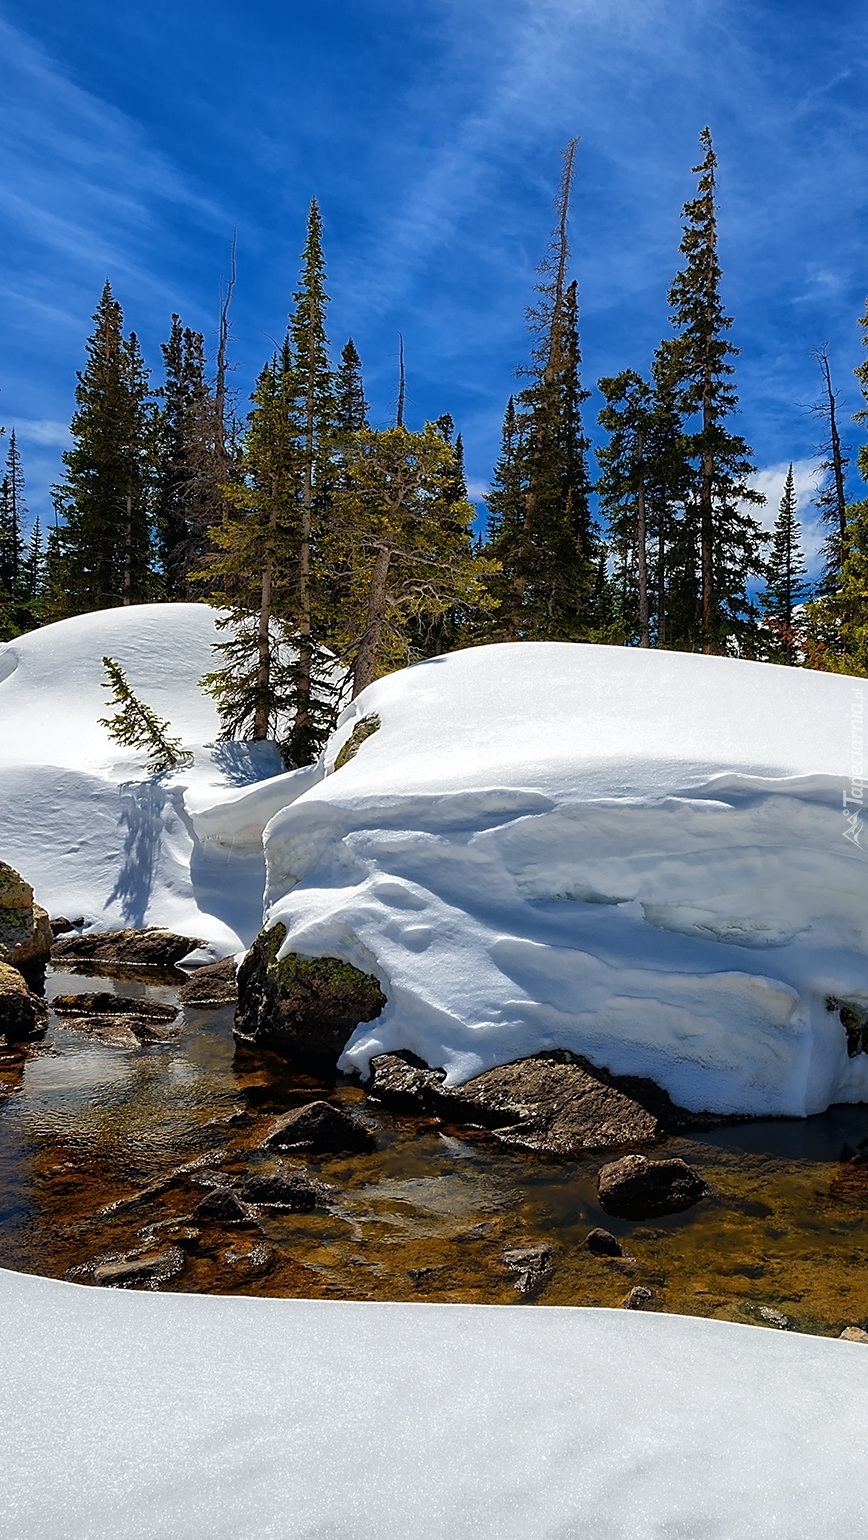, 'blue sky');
2,0,868,571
